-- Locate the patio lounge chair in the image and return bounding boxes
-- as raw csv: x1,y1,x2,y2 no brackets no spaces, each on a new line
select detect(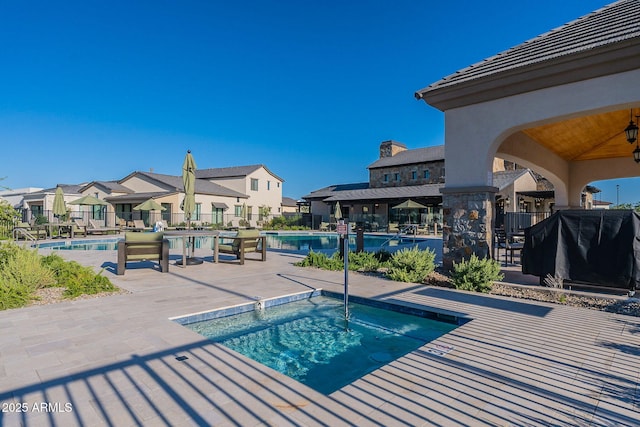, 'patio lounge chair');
125,219,149,232
319,222,330,231
13,222,47,240
214,228,266,265
88,219,121,235
117,232,169,274
72,219,87,237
